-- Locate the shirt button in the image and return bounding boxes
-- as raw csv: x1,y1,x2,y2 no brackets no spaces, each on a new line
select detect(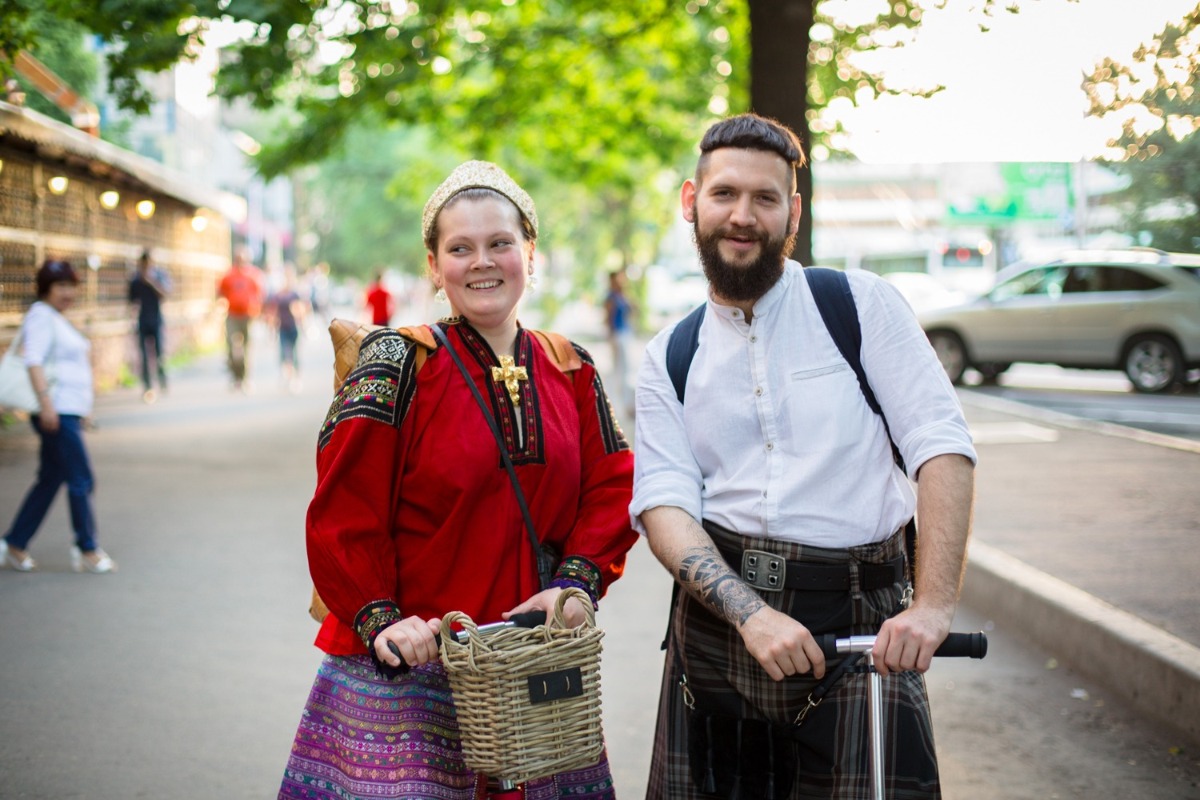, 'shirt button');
750,335,758,343
754,386,763,396
766,442,774,451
